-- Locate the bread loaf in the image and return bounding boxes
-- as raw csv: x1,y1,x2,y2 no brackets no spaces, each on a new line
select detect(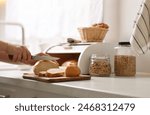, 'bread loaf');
65,64,80,77
62,60,77,66
33,60,59,75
